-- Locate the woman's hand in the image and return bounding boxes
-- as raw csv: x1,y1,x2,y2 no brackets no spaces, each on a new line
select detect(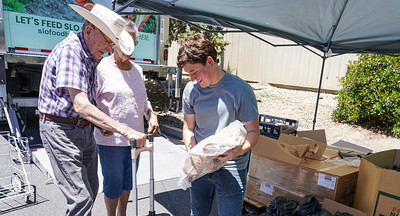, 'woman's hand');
147,113,159,136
